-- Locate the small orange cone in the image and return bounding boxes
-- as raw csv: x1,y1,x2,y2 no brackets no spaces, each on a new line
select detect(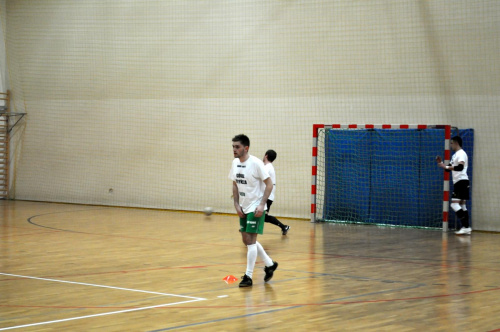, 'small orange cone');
223,275,238,284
